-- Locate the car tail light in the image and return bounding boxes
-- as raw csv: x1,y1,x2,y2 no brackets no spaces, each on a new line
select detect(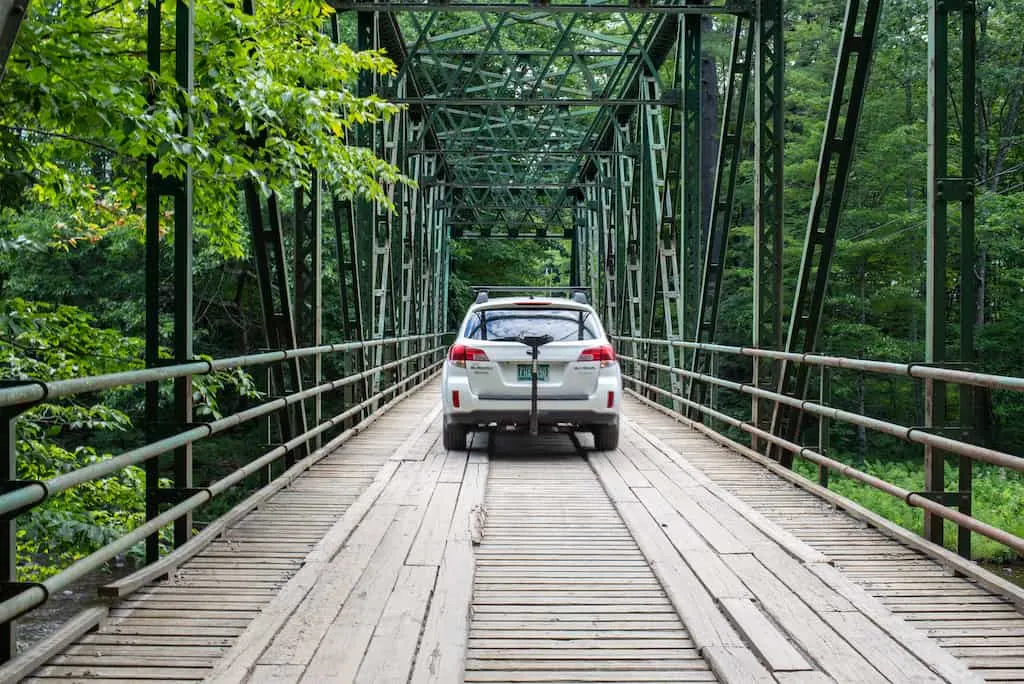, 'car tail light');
578,345,616,367
514,301,551,306
607,391,615,408
448,344,489,367
452,390,460,408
